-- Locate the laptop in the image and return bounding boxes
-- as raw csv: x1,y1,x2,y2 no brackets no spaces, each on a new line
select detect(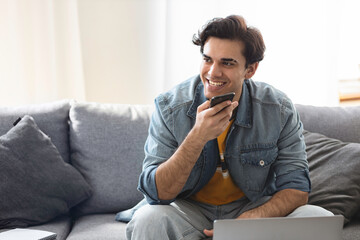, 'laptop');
213,215,344,240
